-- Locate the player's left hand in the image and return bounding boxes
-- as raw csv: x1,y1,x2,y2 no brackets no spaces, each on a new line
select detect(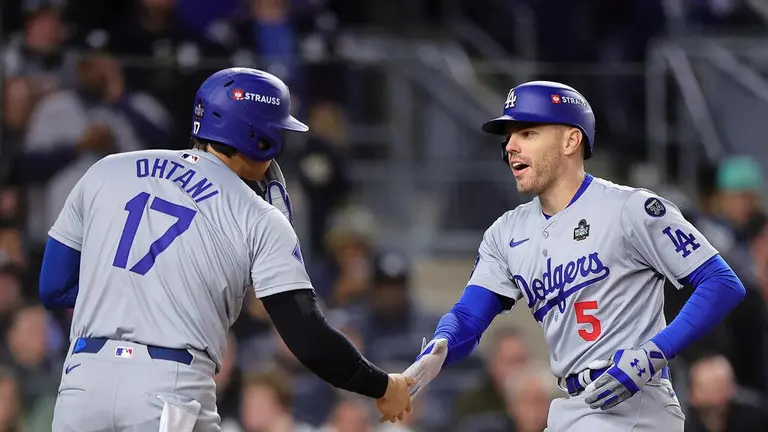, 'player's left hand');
583,340,668,410
261,160,294,226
